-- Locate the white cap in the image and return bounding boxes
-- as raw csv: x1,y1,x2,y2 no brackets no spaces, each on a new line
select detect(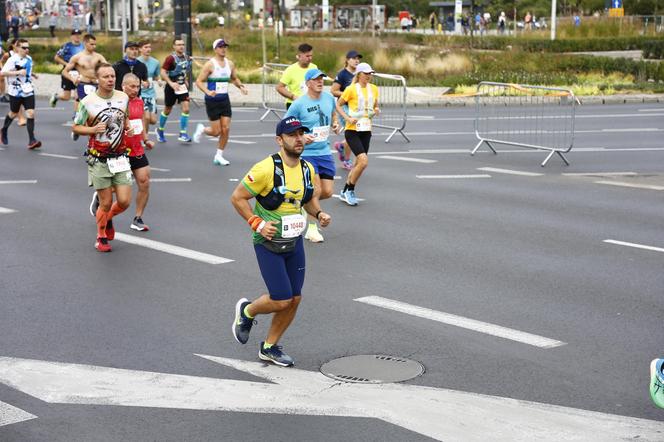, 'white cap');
355,63,375,75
